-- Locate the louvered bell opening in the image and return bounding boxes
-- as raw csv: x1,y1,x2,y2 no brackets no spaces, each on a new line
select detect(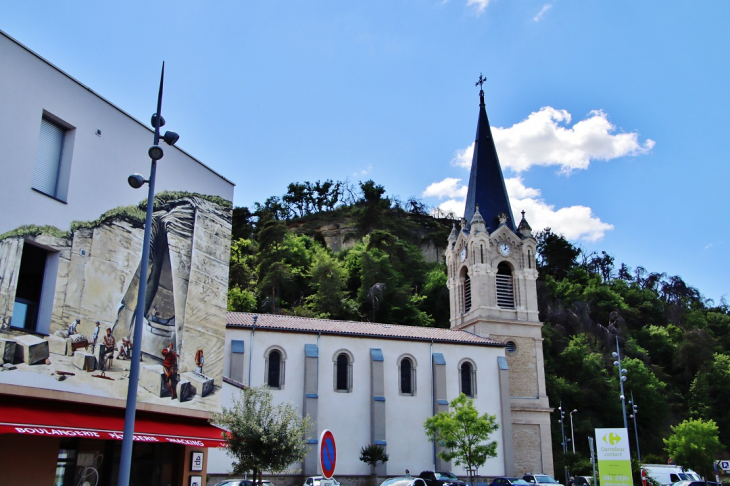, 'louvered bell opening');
463,274,472,313
496,262,514,309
